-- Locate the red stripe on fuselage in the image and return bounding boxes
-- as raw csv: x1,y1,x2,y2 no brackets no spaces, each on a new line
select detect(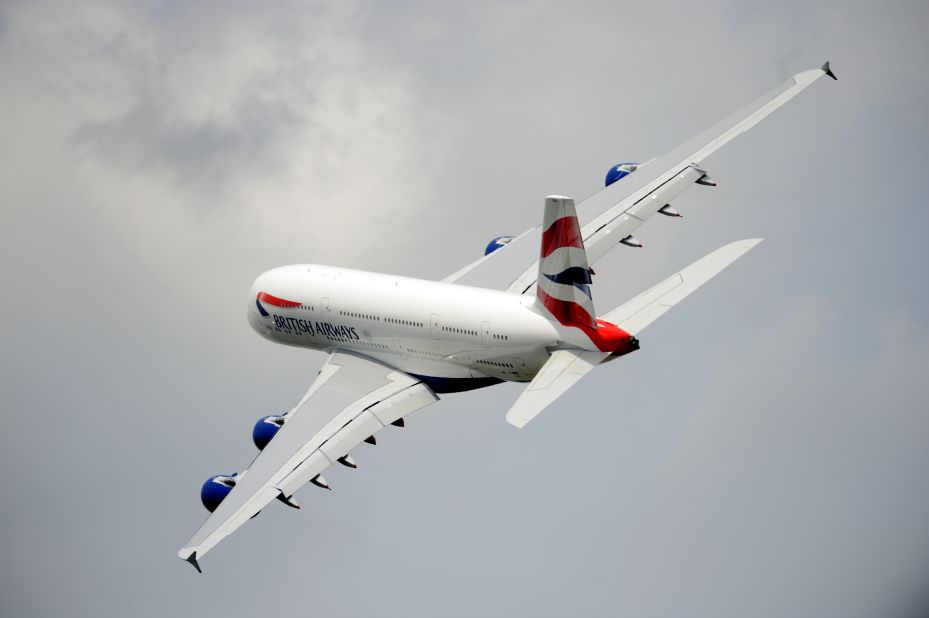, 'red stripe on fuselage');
541,216,583,258
257,291,301,308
